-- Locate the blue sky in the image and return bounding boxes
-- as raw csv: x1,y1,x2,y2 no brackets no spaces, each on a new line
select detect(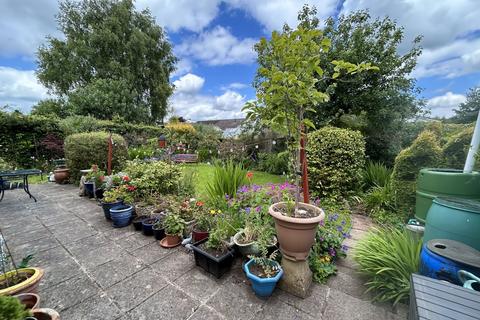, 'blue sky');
1,0,480,120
